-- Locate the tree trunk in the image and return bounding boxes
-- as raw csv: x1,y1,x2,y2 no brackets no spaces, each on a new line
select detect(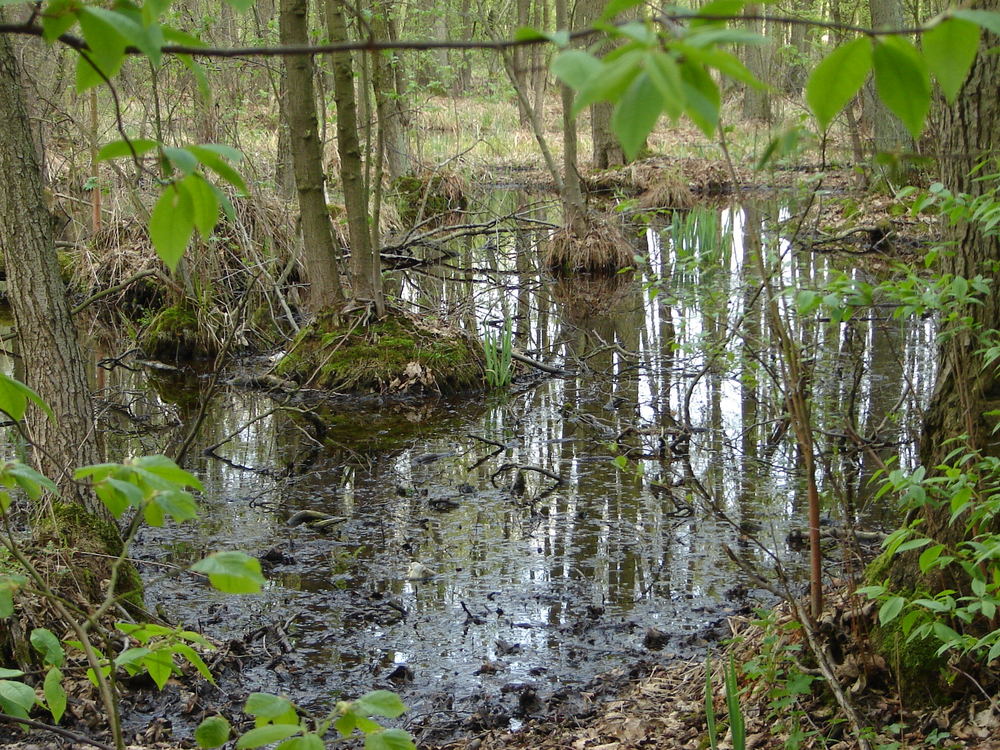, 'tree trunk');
326,0,386,315
865,0,914,179
889,0,1000,592
0,33,107,518
275,70,297,200
513,0,532,126
555,0,586,231
742,5,773,123
279,0,347,313
581,0,628,168
370,0,412,180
